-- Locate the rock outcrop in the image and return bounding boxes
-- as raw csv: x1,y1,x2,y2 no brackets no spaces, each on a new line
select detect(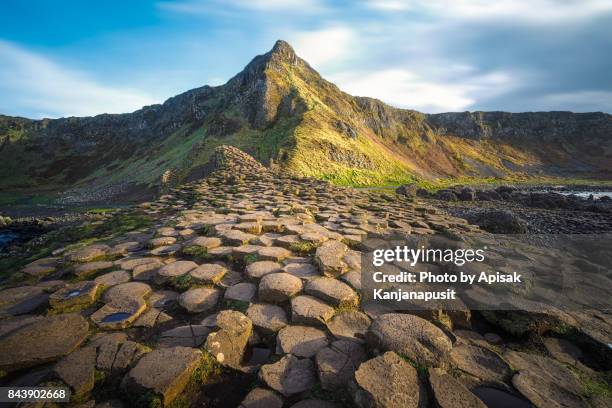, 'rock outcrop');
0,146,608,407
